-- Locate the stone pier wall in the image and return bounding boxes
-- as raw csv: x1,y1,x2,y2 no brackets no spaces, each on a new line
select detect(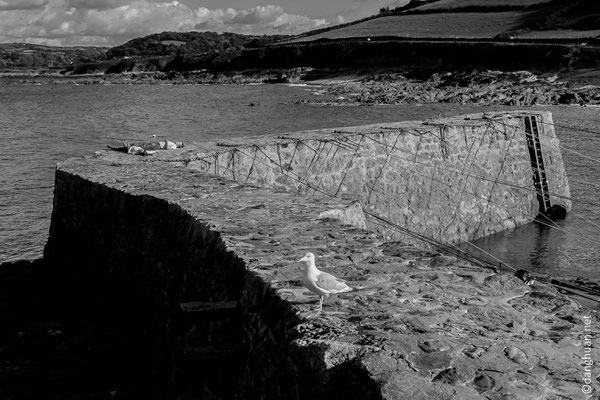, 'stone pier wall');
37,143,595,400
43,168,249,396
155,110,570,245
